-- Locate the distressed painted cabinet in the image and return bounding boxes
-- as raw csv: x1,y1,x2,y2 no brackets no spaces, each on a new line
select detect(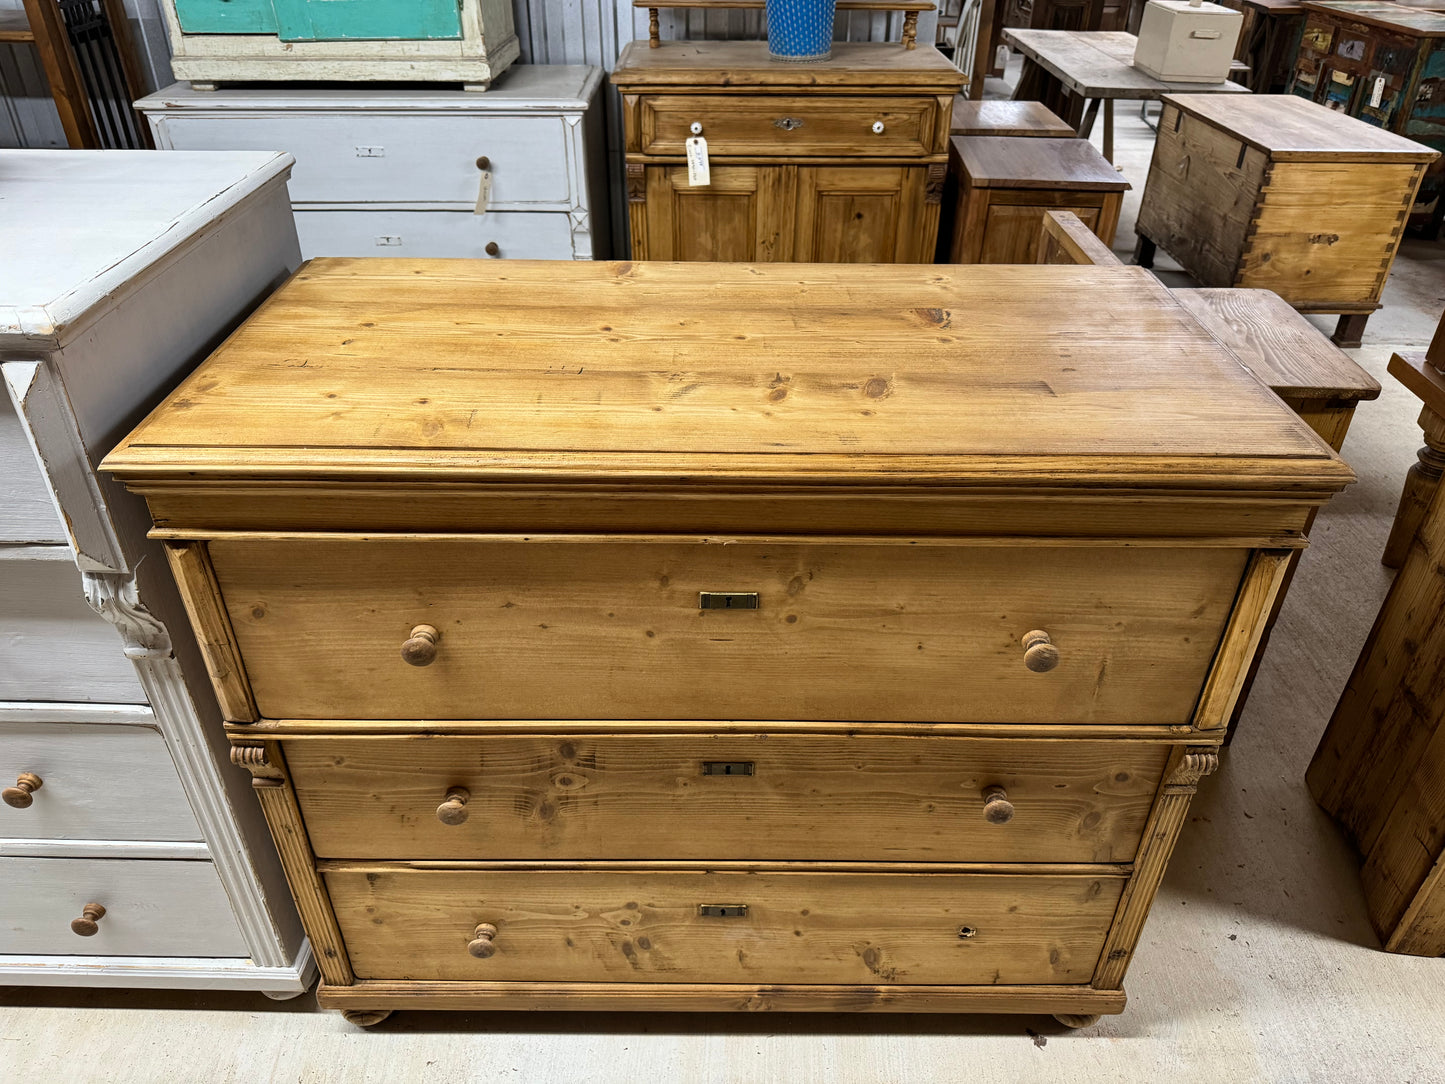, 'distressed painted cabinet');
1289,1,1445,238
156,0,518,88
0,150,310,994
612,41,965,261
104,259,1352,1028
136,67,611,261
